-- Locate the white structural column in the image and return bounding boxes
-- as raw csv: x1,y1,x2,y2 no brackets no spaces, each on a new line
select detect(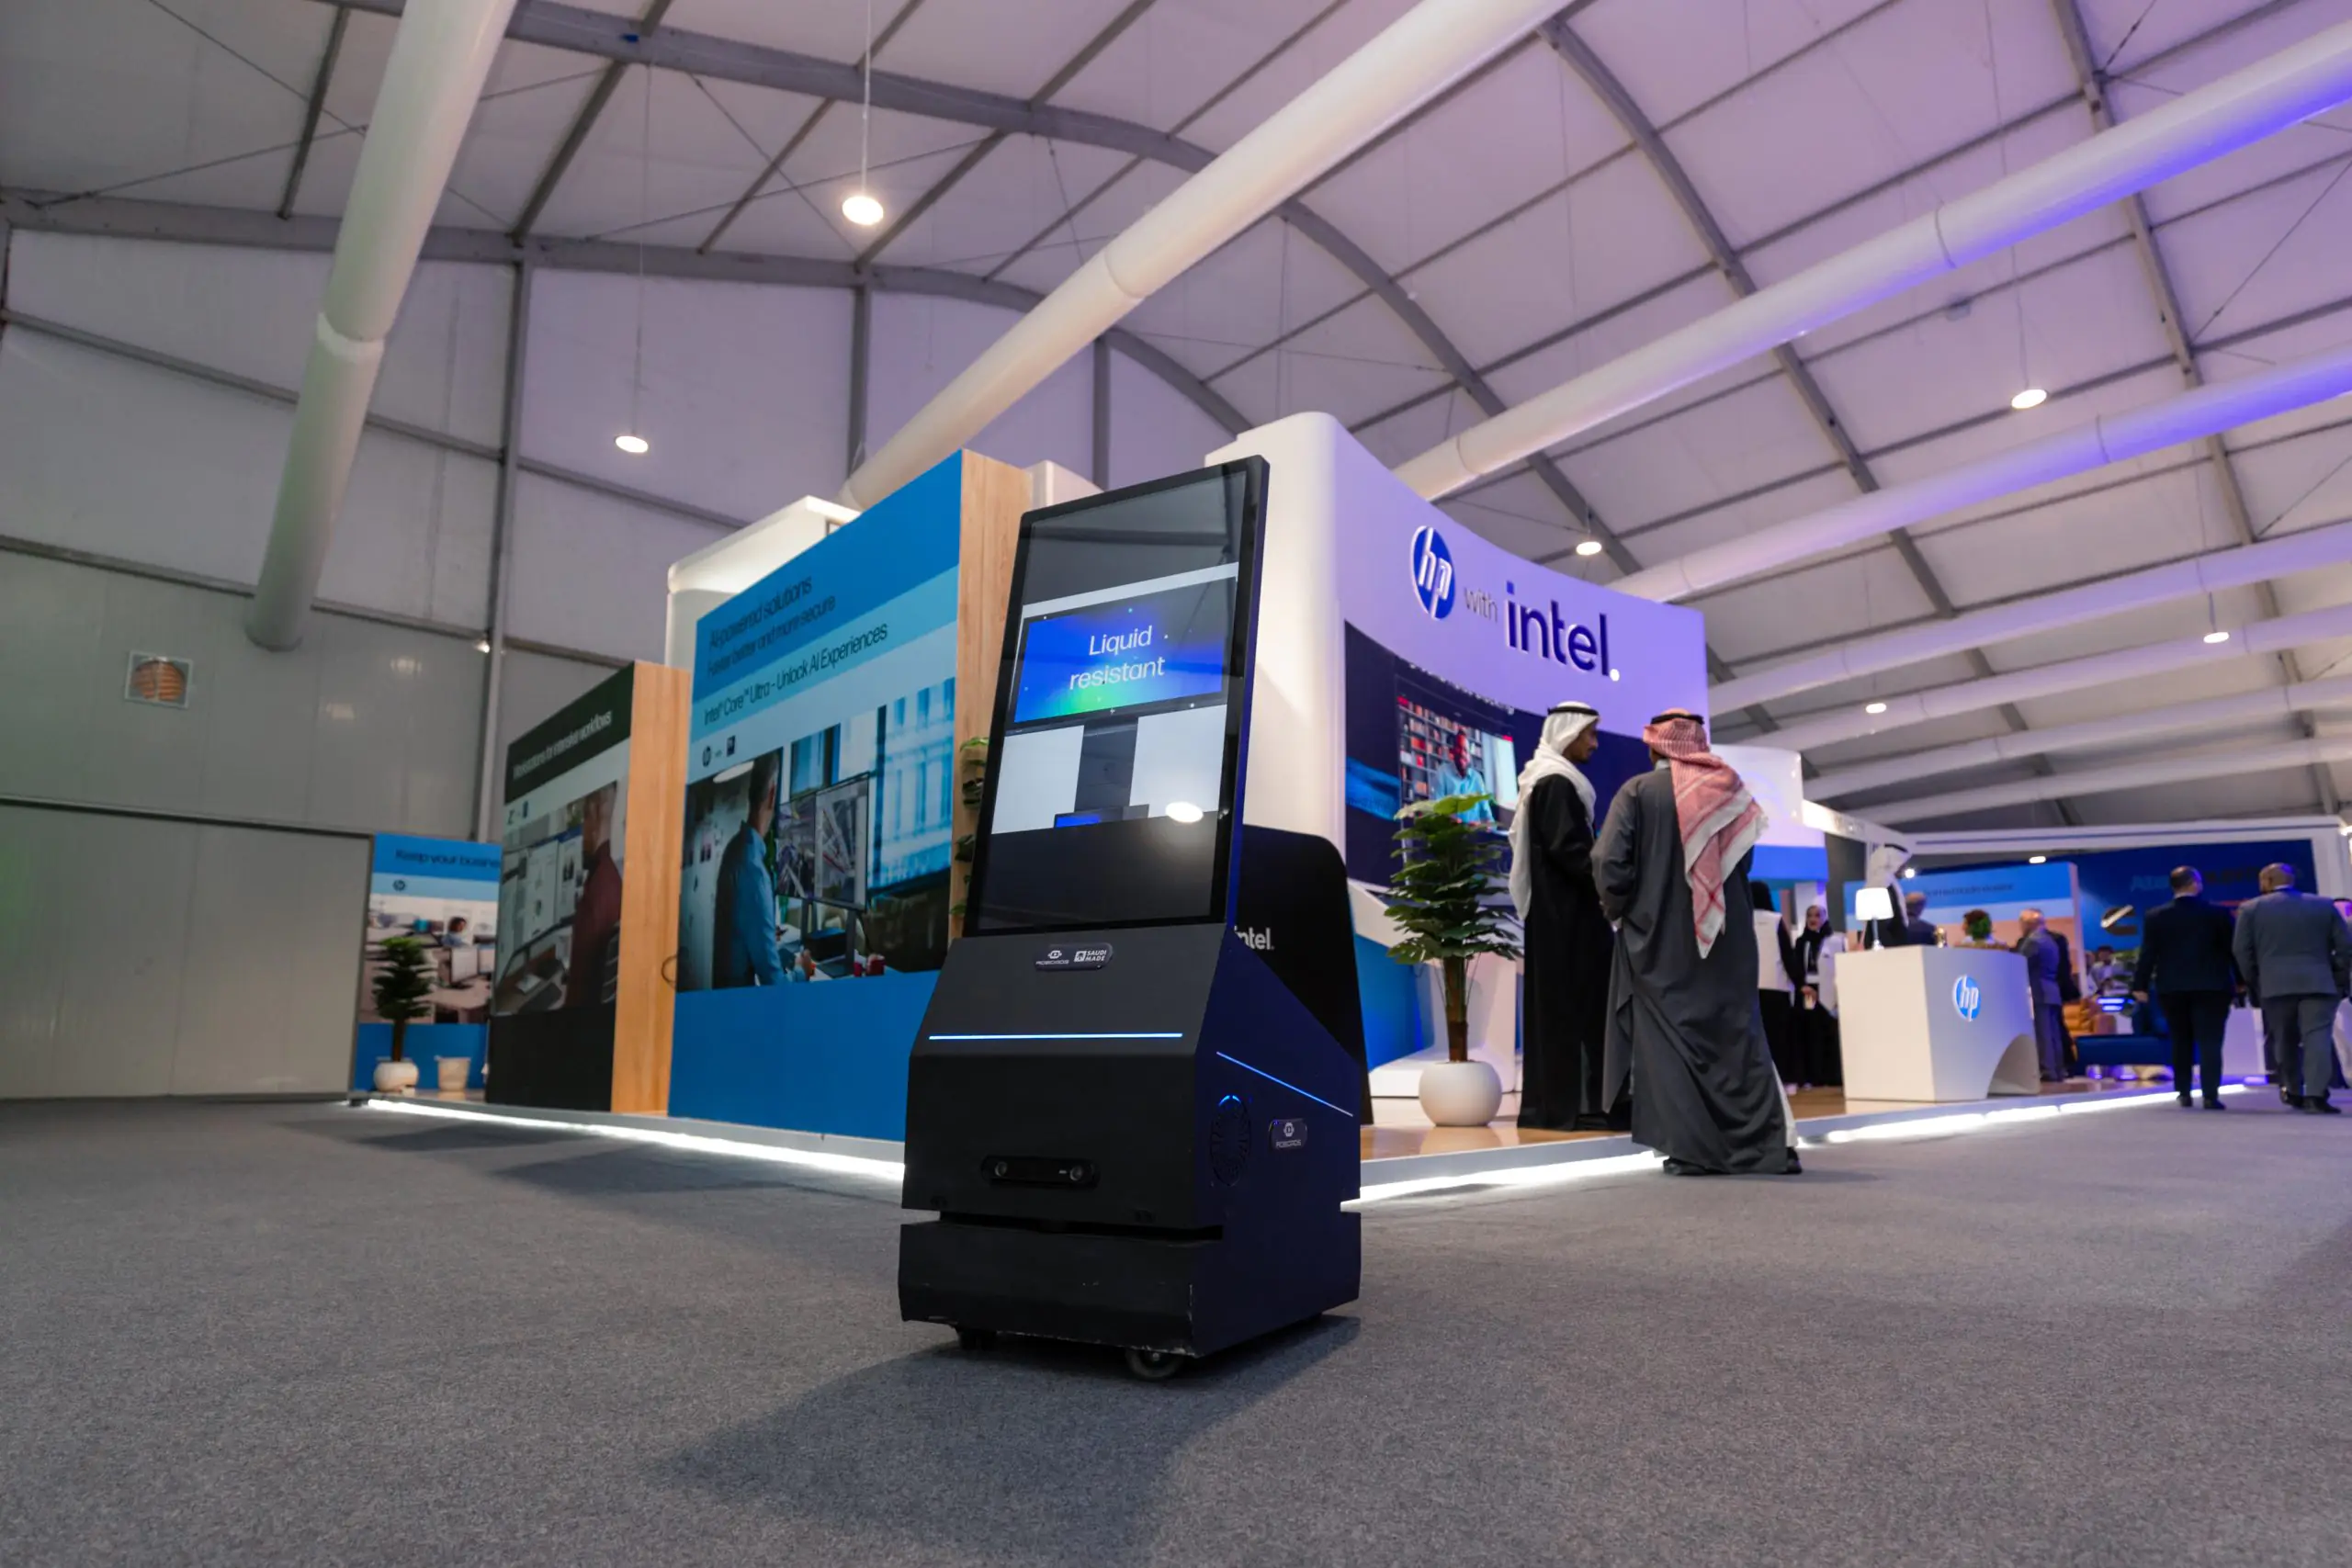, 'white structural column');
1711,521,2352,710
838,0,1568,509
1618,342,2352,604
247,0,522,650
1808,674,2352,800
1392,19,2352,502
1766,600,2352,756
1870,739,2352,824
